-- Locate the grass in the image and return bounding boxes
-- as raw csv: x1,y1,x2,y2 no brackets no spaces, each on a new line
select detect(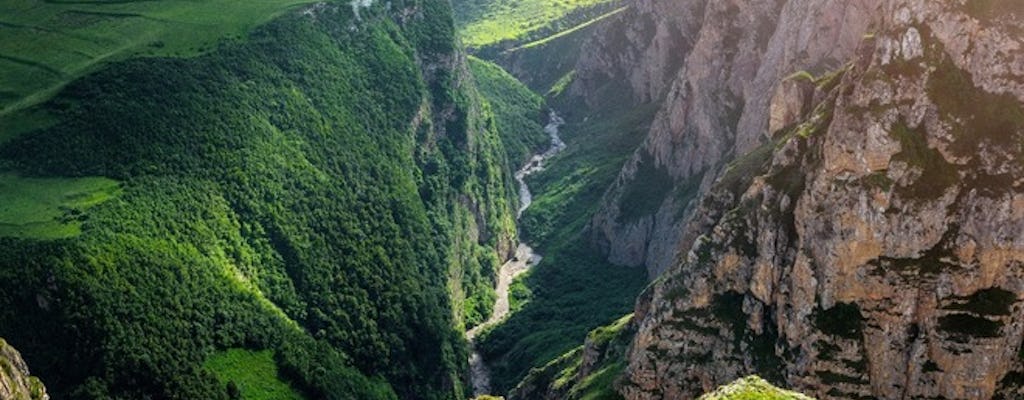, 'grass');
520,102,658,246
0,0,318,115
571,361,626,400
454,0,620,48
507,314,632,400
204,349,305,400
697,376,815,400
546,70,577,98
0,173,120,239
507,6,627,52
468,56,549,166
